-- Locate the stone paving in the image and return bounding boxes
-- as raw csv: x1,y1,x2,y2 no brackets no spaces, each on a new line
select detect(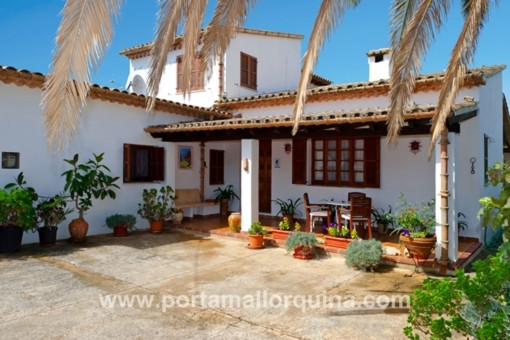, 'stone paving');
0,227,429,339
